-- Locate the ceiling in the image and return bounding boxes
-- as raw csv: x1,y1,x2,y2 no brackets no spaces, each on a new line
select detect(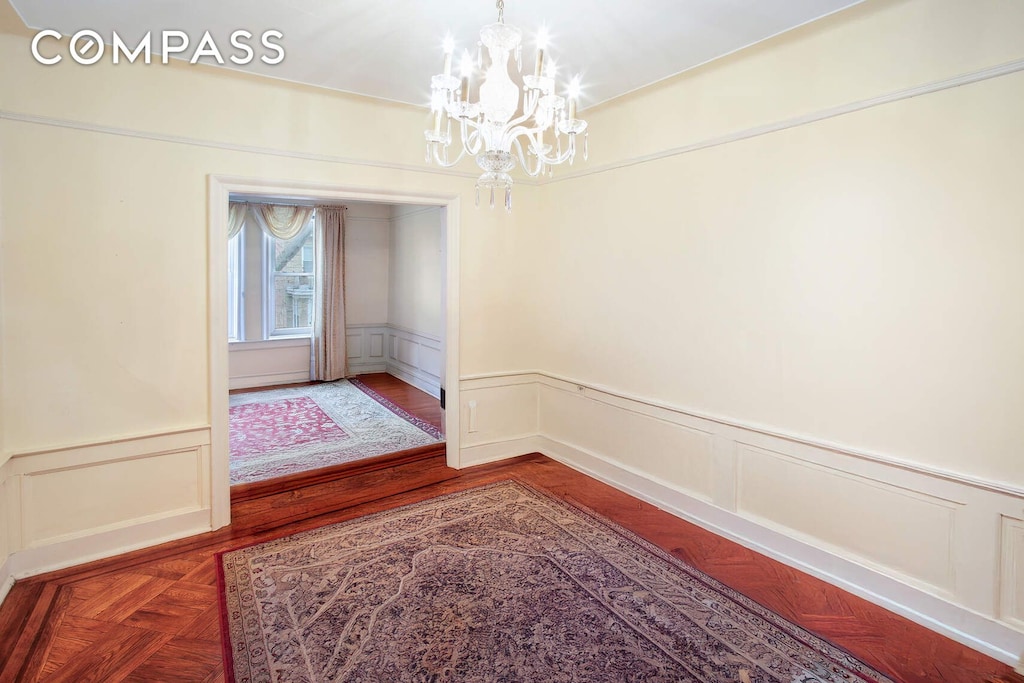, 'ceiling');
10,0,863,110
